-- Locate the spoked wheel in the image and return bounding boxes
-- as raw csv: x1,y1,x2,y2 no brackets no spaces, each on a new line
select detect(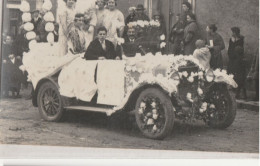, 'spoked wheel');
37,81,64,122
206,84,236,129
135,88,174,140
